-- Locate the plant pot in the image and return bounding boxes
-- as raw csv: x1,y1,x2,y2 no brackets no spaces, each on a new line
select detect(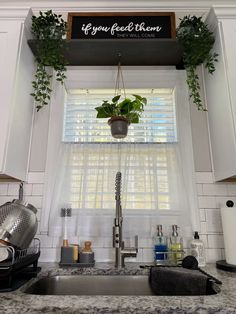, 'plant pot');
108,116,130,139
